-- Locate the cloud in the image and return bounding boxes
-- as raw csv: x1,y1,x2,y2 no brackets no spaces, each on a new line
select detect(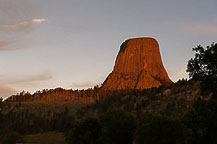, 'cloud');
0,41,12,47
72,82,97,89
20,73,52,83
0,40,21,51
0,18,46,33
0,18,46,50
0,0,45,50
0,84,18,99
194,24,217,36
0,73,53,87
184,22,217,36
168,67,188,82
0,0,39,20
0,73,53,98
0,73,53,84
